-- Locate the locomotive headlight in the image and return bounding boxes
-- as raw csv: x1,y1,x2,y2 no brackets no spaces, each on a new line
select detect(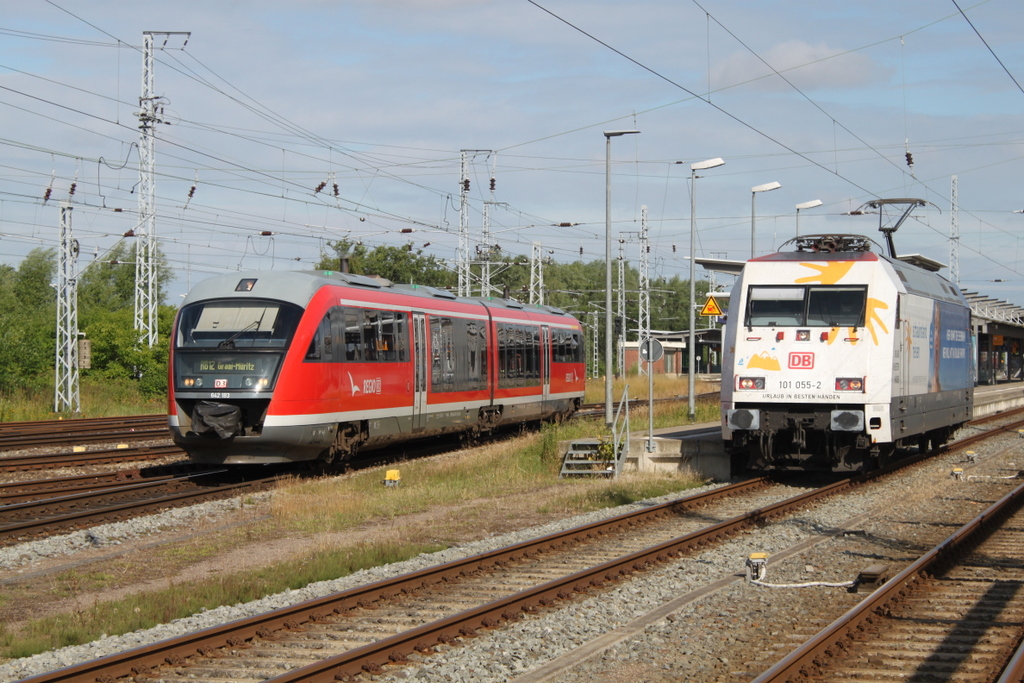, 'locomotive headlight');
737,377,765,390
194,377,203,388
258,378,270,388
244,377,254,387
835,377,864,392
183,377,195,387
